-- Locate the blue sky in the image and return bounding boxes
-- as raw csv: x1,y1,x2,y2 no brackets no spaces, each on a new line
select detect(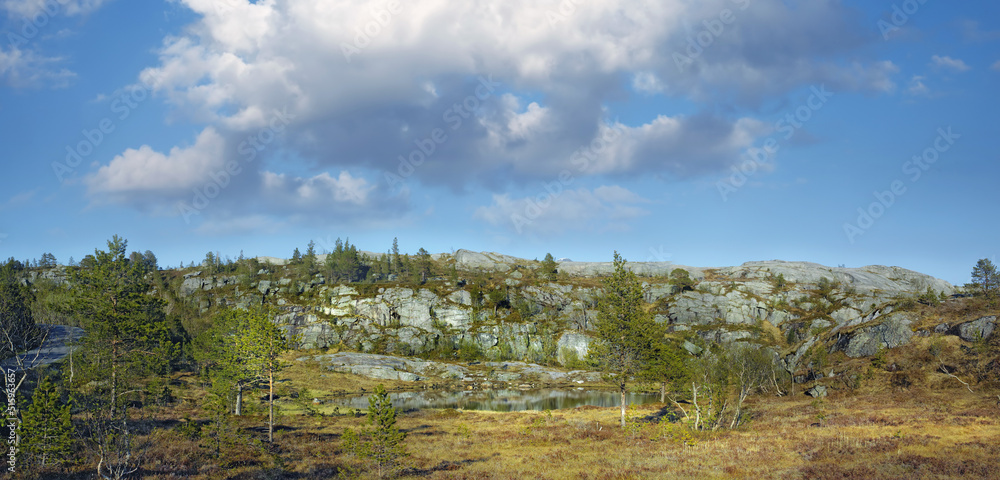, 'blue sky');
0,0,997,285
